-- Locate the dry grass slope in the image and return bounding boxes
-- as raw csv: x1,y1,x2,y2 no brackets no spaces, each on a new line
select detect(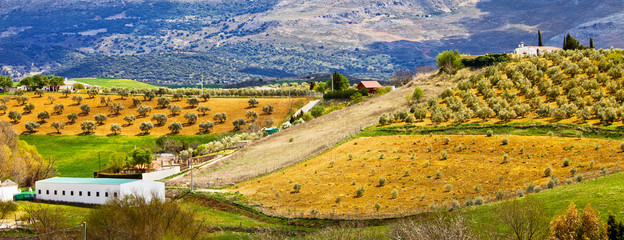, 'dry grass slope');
175,73,449,188
234,134,622,219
